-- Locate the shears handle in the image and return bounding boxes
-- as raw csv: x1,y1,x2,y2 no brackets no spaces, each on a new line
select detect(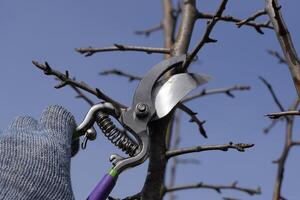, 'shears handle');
87,173,117,200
